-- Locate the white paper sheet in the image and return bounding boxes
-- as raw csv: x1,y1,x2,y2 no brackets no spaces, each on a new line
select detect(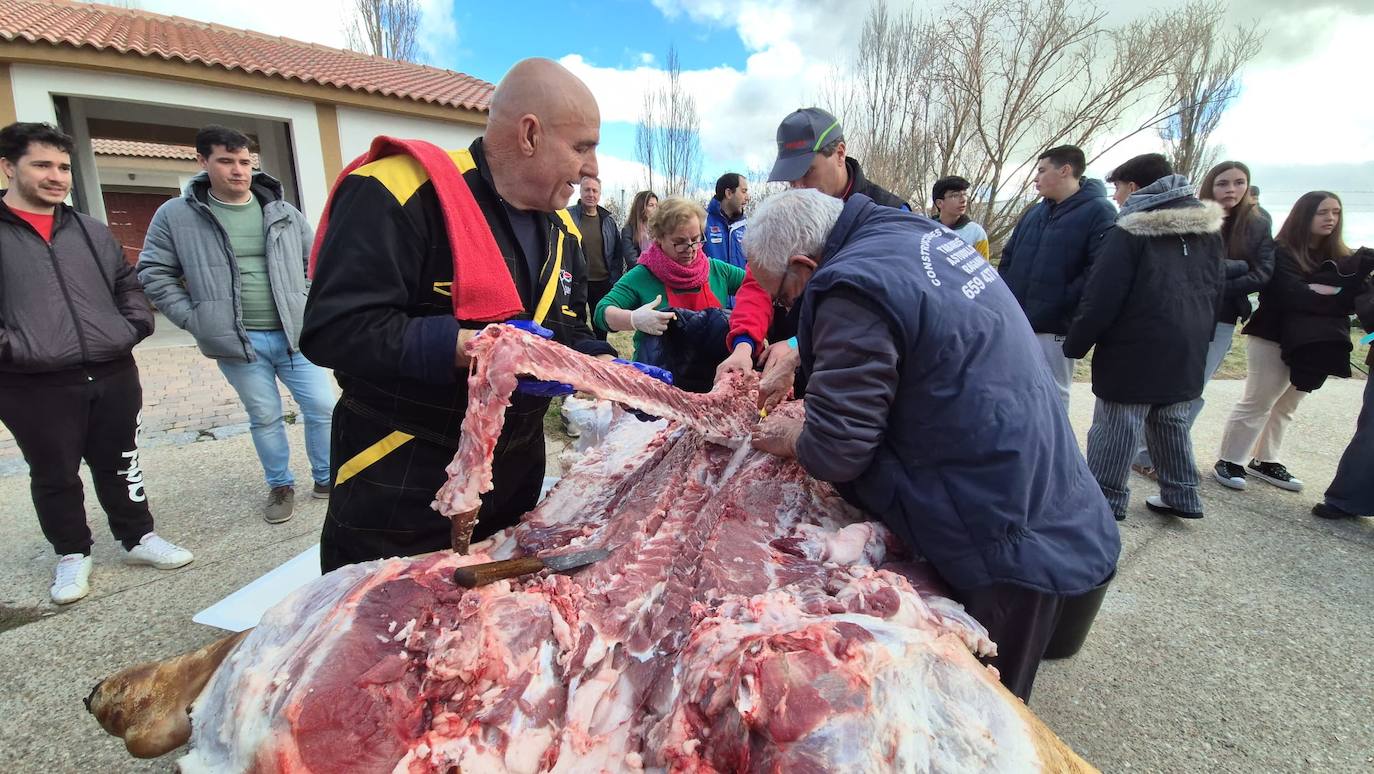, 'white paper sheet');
192,544,321,632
